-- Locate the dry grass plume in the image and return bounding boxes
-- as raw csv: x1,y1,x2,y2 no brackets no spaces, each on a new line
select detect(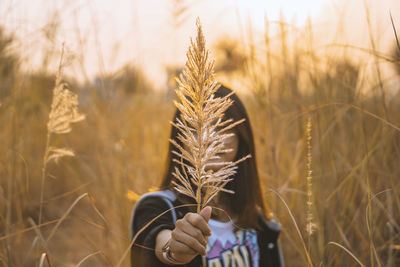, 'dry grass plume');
171,18,250,213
